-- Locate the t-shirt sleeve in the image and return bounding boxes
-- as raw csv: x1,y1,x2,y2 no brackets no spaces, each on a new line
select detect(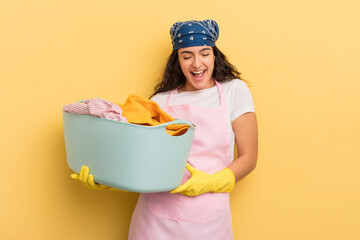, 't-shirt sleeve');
231,80,255,121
